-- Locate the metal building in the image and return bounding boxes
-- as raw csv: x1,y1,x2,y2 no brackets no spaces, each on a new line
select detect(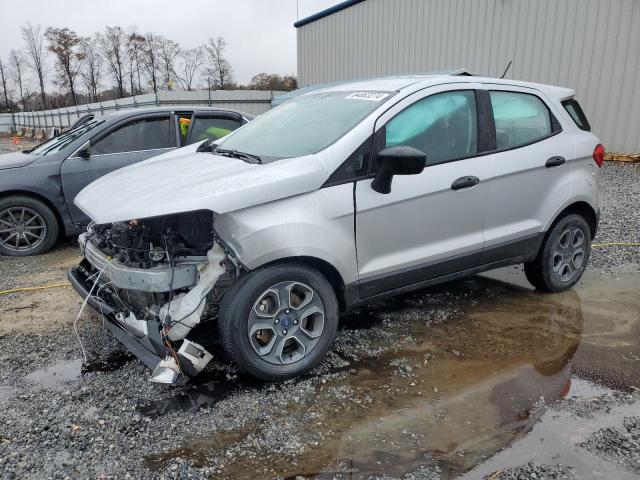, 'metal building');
295,0,640,153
